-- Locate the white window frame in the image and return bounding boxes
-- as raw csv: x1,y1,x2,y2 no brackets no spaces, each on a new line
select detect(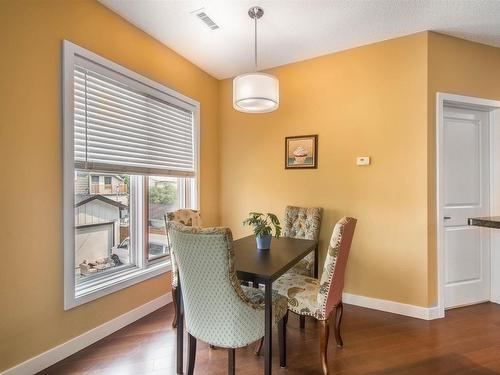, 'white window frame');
62,40,200,310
